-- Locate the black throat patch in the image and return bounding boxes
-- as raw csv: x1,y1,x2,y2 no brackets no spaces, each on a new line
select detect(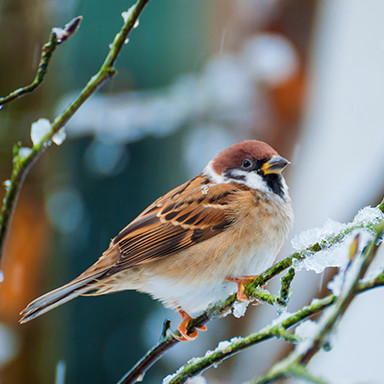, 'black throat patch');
263,173,284,199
